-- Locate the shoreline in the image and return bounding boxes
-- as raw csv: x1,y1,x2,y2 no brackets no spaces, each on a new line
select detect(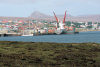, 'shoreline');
78,29,100,32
